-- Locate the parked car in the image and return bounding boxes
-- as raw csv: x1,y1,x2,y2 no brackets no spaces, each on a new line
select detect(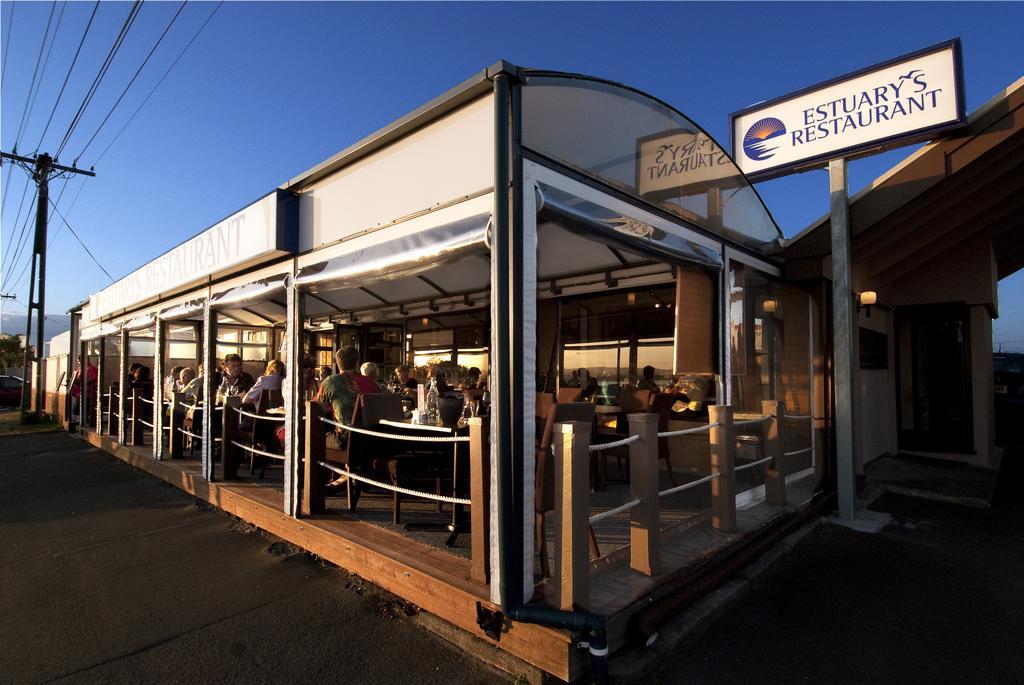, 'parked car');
994,352,1024,445
0,375,24,406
